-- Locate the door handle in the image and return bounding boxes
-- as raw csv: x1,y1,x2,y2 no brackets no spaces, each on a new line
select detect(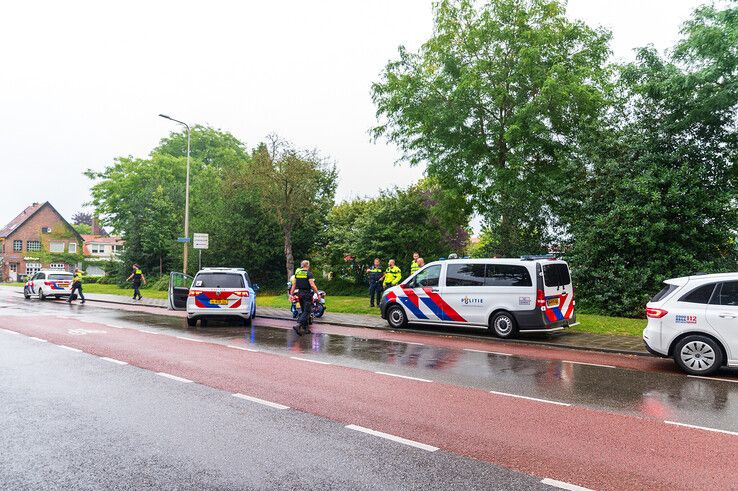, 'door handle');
431,288,440,293
718,313,737,319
